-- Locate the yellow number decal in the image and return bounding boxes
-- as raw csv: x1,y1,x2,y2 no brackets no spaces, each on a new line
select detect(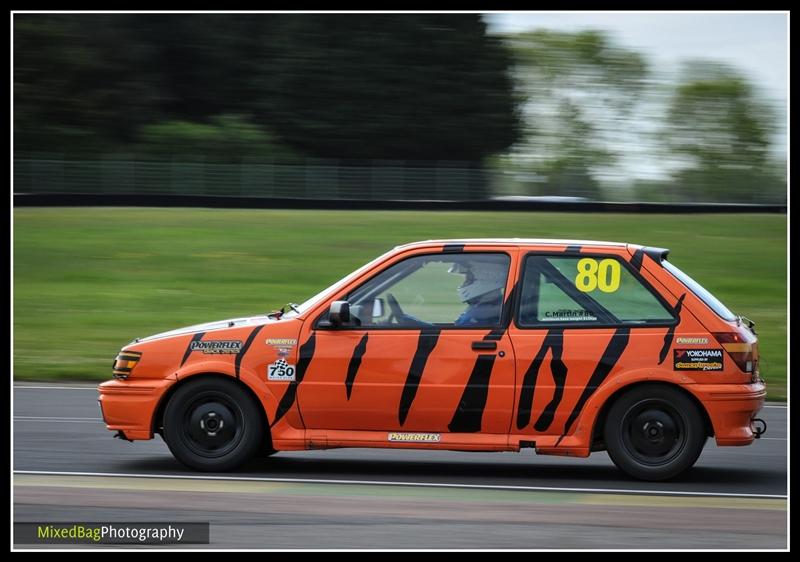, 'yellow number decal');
575,258,621,293
597,258,621,293
575,258,598,292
